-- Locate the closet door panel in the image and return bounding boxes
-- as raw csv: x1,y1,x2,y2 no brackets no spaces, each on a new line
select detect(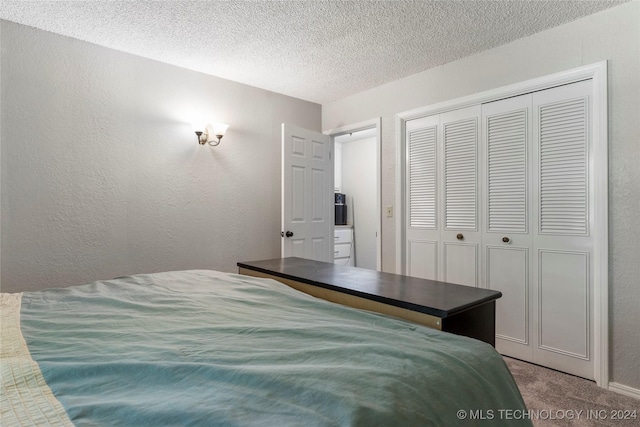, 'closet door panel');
533,81,591,242
408,240,438,281
405,115,440,279
538,97,589,236
532,80,594,380
538,250,590,358
443,116,478,230
439,105,481,286
488,246,529,342
443,242,478,286
486,109,529,233
482,94,533,359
